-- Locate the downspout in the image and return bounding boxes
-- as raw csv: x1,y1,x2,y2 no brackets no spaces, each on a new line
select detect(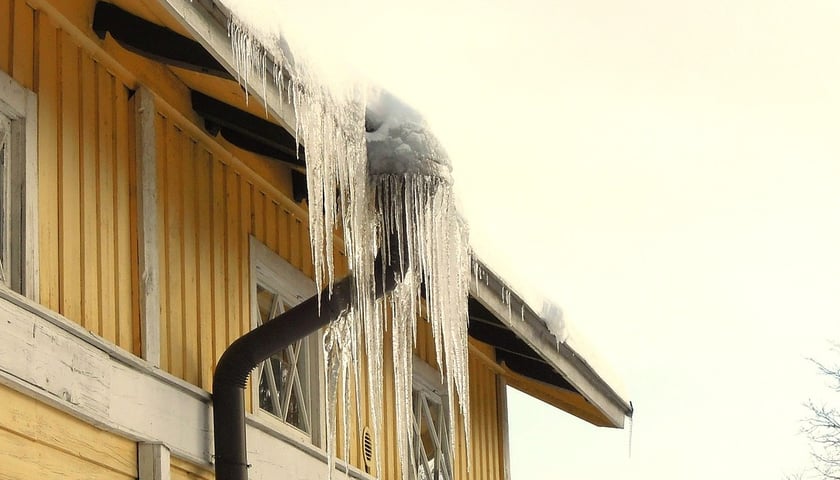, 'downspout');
212,260,399,480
